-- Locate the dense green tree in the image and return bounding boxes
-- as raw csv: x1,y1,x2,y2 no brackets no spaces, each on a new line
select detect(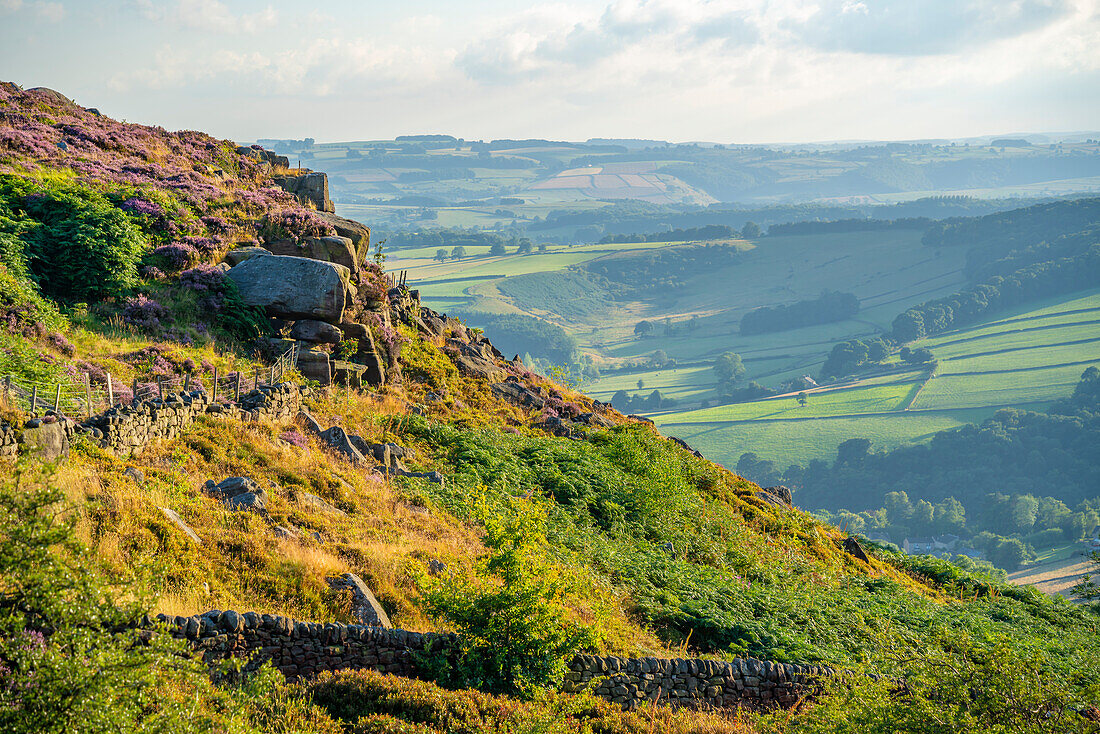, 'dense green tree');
740,221,761,238
450,245,467,258
713,351,746,385
884,492,914,525
434,248,449,261
489,242,507,256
